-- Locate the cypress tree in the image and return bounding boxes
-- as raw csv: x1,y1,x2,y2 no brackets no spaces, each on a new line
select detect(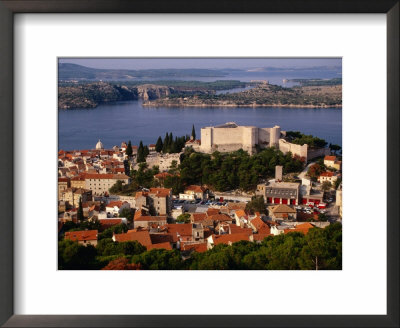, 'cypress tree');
144,145,150,156
137,141,145,163
162,132,169,153
191,124,196,140
126,140,133,157
77,197,84,221
155,136,163,152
